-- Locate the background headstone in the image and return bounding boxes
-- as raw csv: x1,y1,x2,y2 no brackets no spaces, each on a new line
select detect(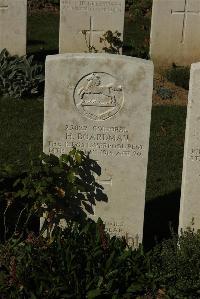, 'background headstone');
150,0,200,66
43,53,153,247
59,0,125,53
179,62,200,231
0,0,27,56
